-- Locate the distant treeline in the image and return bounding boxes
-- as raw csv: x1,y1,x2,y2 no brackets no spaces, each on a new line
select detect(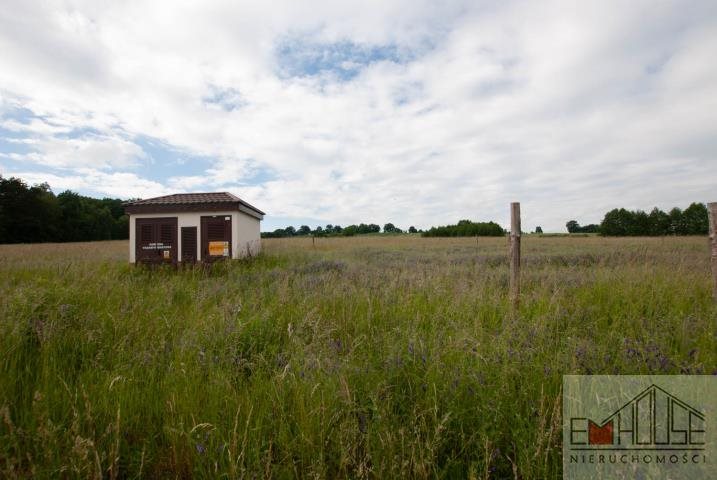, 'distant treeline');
3,176,710,244
261,219,506,238
599,203,708,236
422,220,504,237
0,176,129,244
567,202,709,236
565,220,599,233
262,223,420,238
